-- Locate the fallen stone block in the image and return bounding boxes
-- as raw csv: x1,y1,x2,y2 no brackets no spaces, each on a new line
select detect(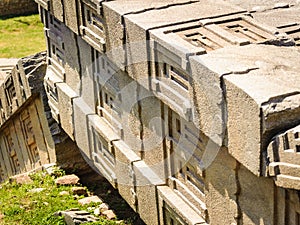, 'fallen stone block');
9,173,33,185
56,209,99,225
78,196,103,206
55,174,80,186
